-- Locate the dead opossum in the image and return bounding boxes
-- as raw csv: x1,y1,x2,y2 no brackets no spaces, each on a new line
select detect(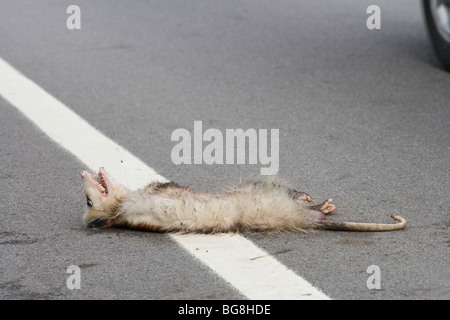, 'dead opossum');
80,167,406,233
